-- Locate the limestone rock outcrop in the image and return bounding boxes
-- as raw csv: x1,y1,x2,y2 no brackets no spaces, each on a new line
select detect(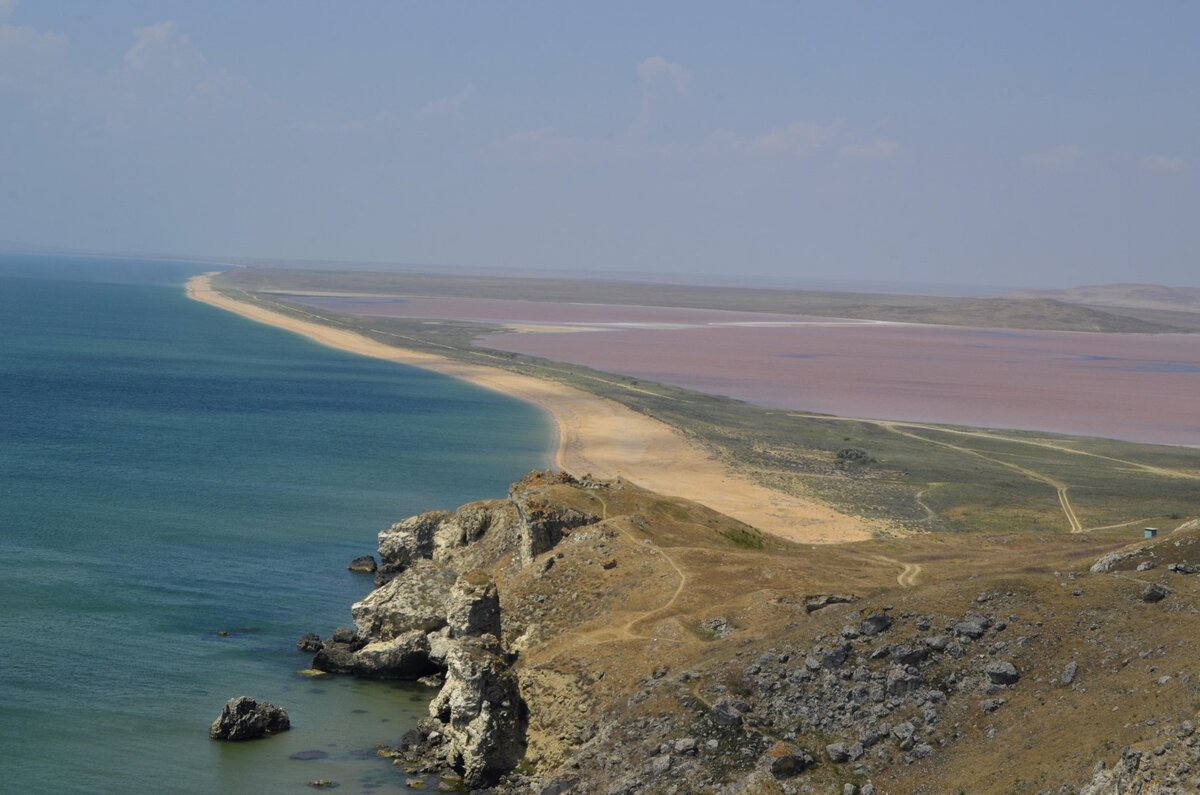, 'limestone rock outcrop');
352,560,453,641
447,570,501,639
427,636,526,789
209,696,290,741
